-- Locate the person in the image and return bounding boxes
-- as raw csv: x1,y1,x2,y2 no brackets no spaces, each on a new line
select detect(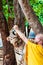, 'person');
34,34,43,46
7,25,43,65
28,28,36,39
